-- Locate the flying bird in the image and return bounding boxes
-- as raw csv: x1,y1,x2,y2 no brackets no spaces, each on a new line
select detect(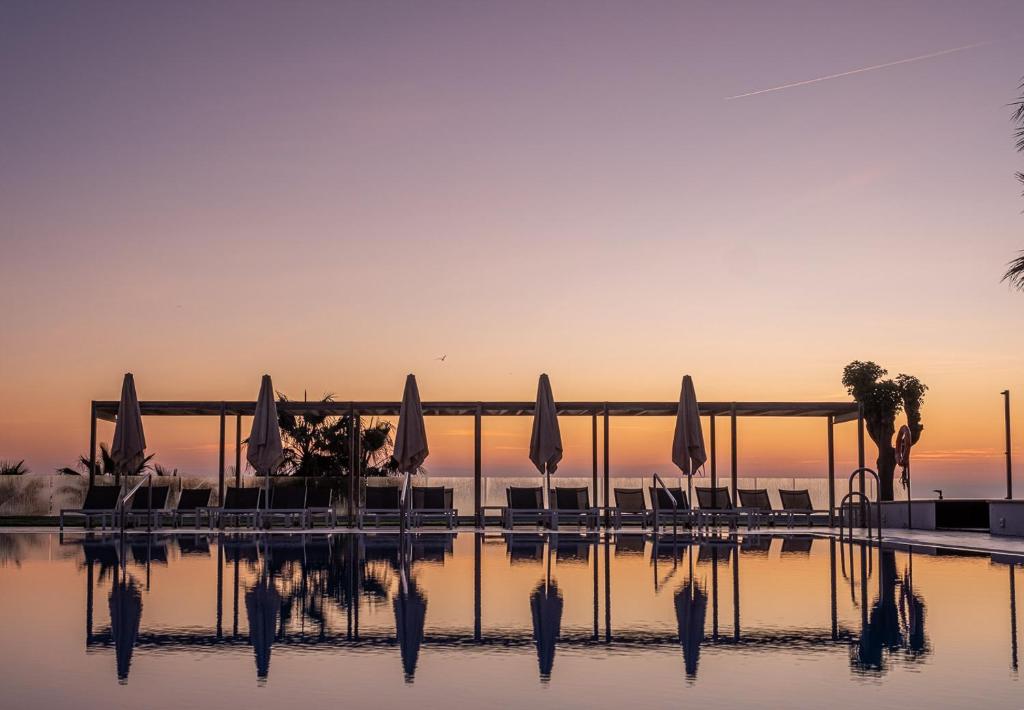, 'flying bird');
725,40,992,100
435,354,447,362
